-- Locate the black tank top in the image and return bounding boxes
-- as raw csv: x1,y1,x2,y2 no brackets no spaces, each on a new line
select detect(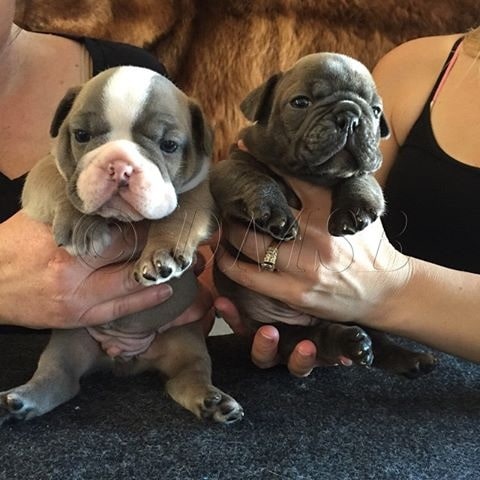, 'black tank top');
0,35,167,223
382,38,480,274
